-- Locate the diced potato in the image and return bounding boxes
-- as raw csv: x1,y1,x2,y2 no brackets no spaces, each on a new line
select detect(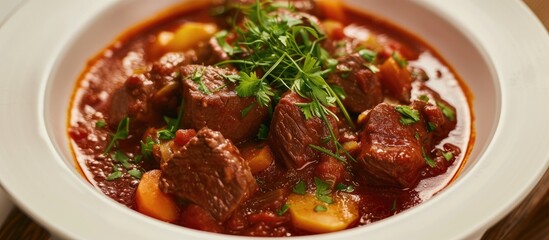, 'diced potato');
363,36,384,54
286,193,358,233
136,170,179,222
240,143,274,174
154,22,218,54
315,0,346,22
